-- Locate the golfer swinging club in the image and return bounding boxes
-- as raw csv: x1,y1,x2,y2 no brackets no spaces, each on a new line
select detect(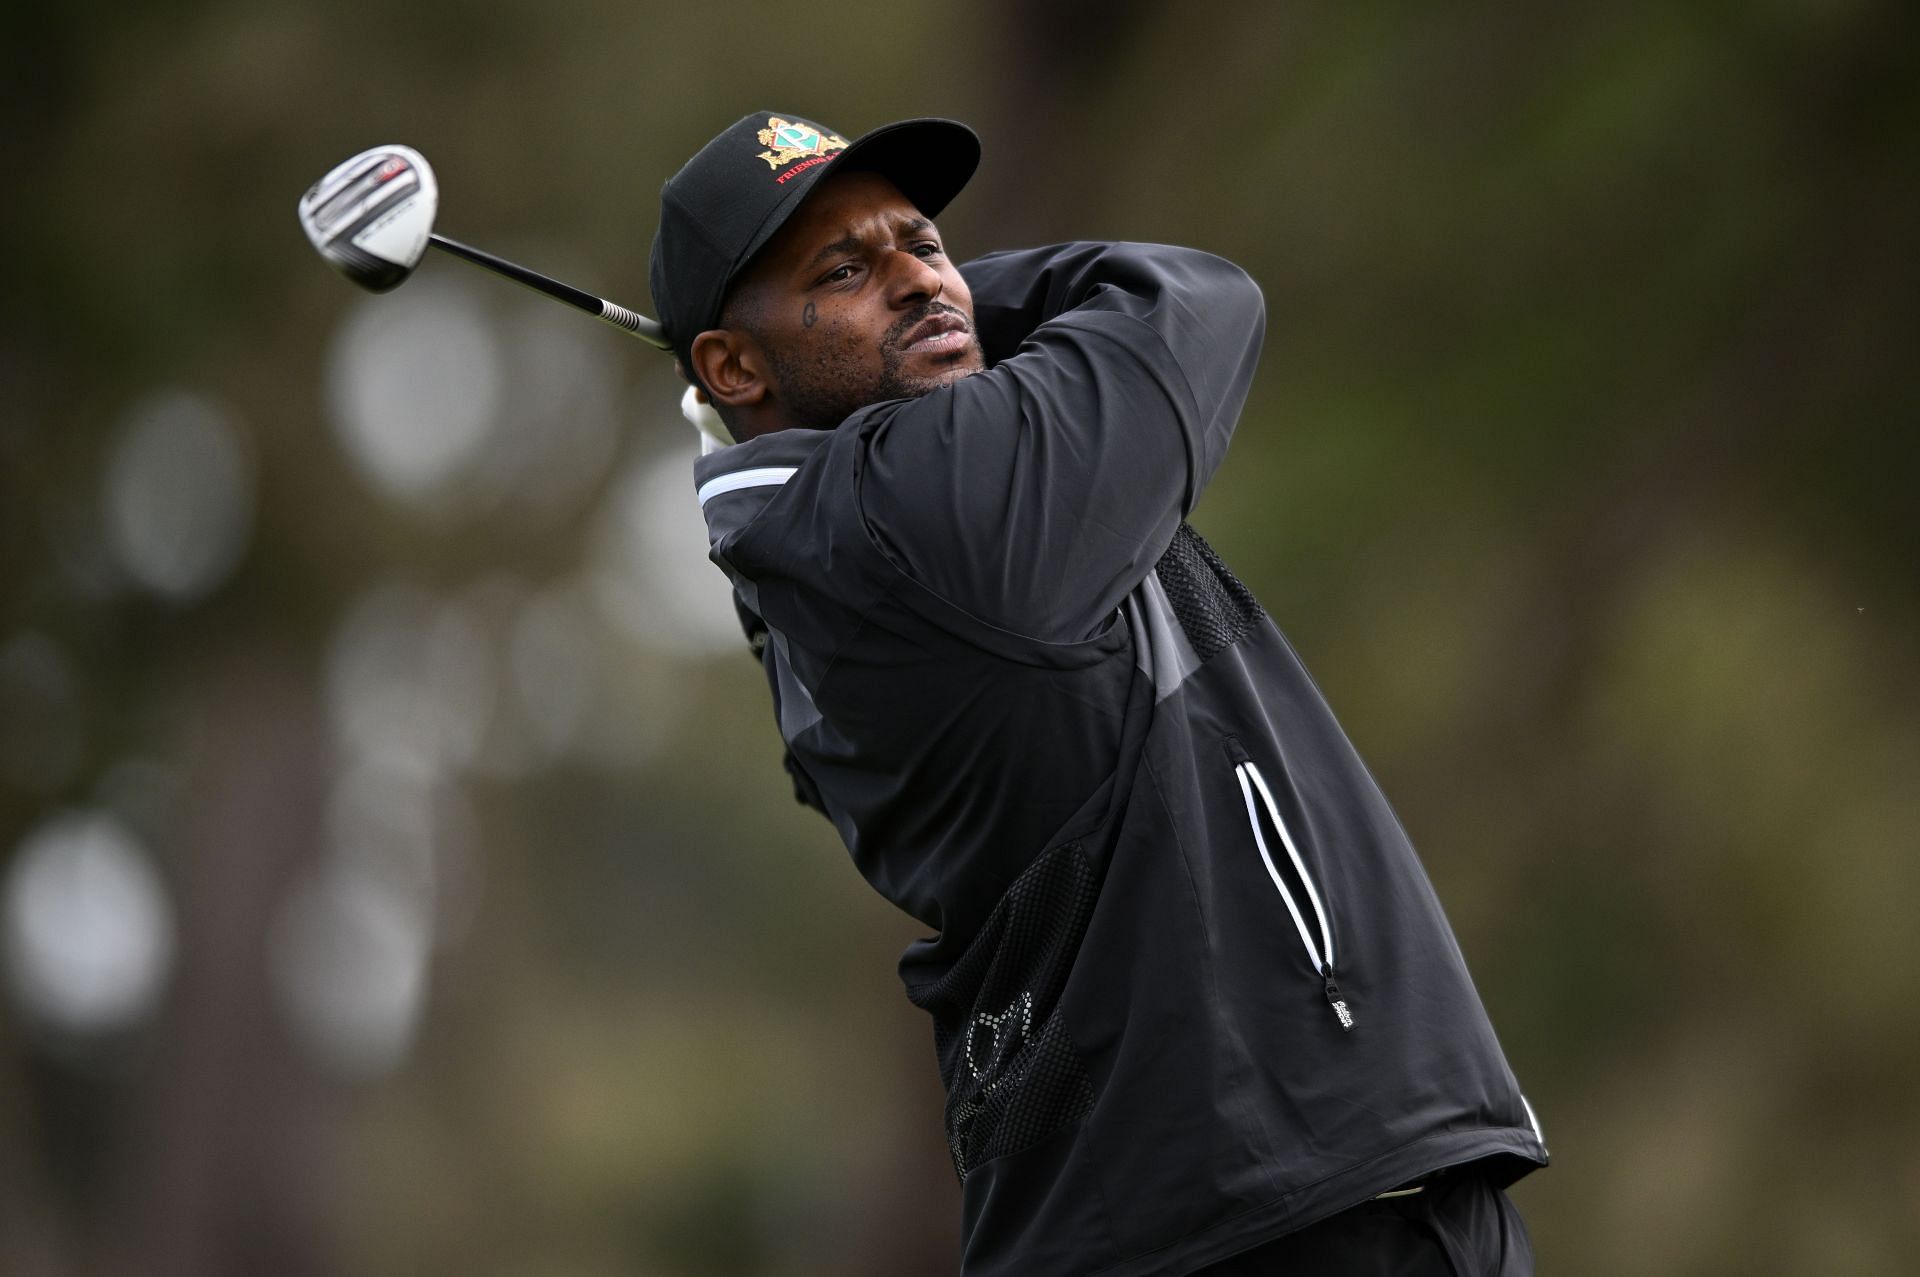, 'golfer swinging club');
651,112,1547,1276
